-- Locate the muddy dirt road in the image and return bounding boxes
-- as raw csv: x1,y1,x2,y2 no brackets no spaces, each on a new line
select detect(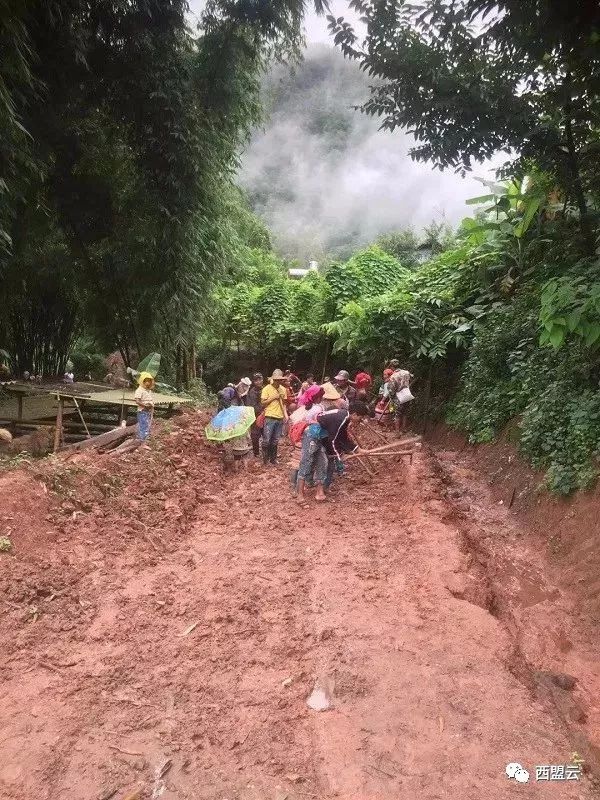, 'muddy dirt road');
1,414,596,799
